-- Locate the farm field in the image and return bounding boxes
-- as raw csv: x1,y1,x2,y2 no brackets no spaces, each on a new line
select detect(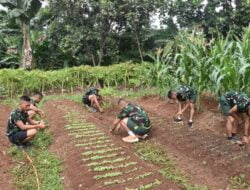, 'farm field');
1,92,249,190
